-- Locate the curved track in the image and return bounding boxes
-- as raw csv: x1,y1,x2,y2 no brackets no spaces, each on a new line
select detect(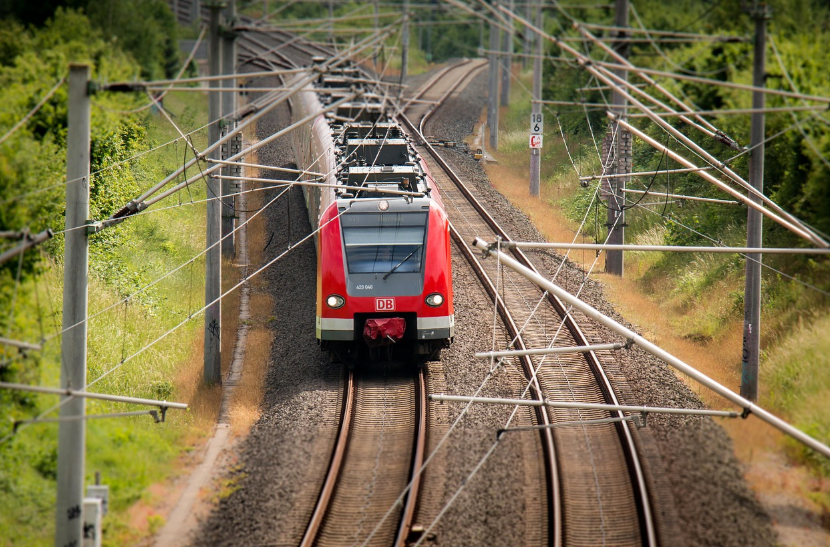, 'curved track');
400,60,658,547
